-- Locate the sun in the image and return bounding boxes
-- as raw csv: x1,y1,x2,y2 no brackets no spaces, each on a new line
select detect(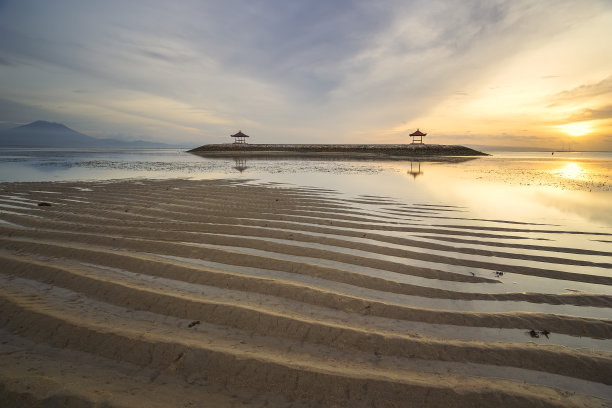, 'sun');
557,122,593,137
